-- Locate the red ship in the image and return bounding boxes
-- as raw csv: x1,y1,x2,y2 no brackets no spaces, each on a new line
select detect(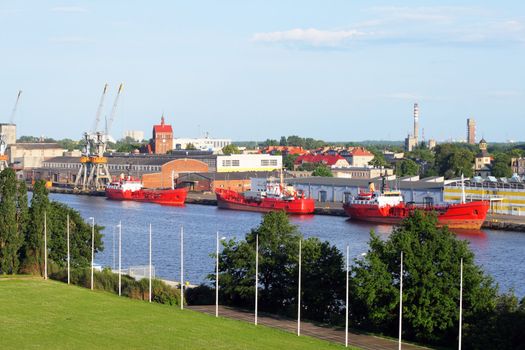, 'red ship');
342,183,489,230
105,177,187,206
215,182,315,215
